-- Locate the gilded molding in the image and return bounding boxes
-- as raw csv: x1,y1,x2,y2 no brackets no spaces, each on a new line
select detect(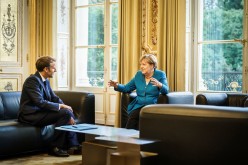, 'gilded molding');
151,0,158,45
142,0,148,53
142,0,158,55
